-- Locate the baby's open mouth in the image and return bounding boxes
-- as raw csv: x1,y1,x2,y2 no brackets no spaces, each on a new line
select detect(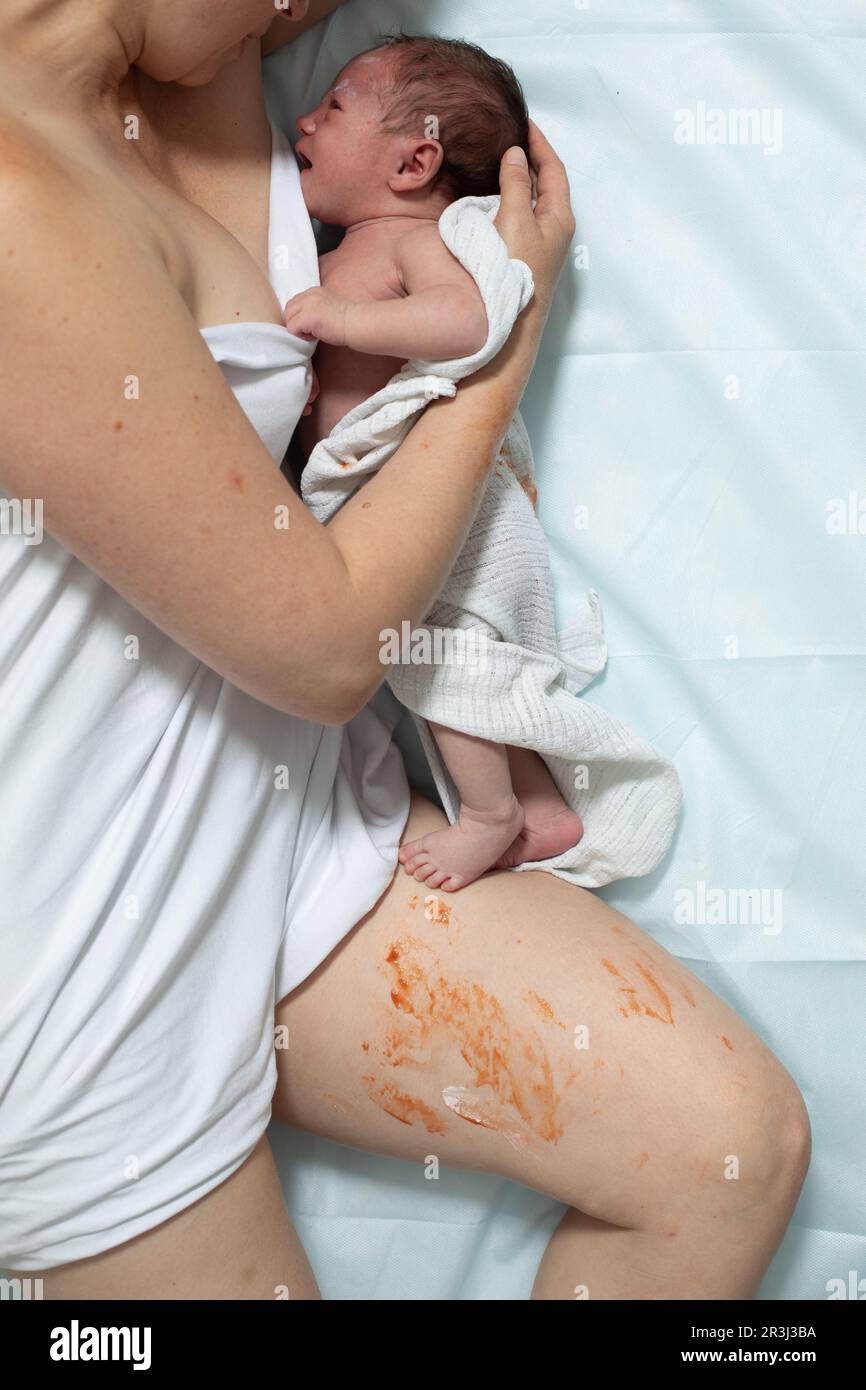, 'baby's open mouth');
298,152,313,170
